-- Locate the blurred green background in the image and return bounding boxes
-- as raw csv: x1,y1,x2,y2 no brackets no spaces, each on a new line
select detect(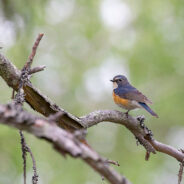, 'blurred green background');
0,0,184,183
